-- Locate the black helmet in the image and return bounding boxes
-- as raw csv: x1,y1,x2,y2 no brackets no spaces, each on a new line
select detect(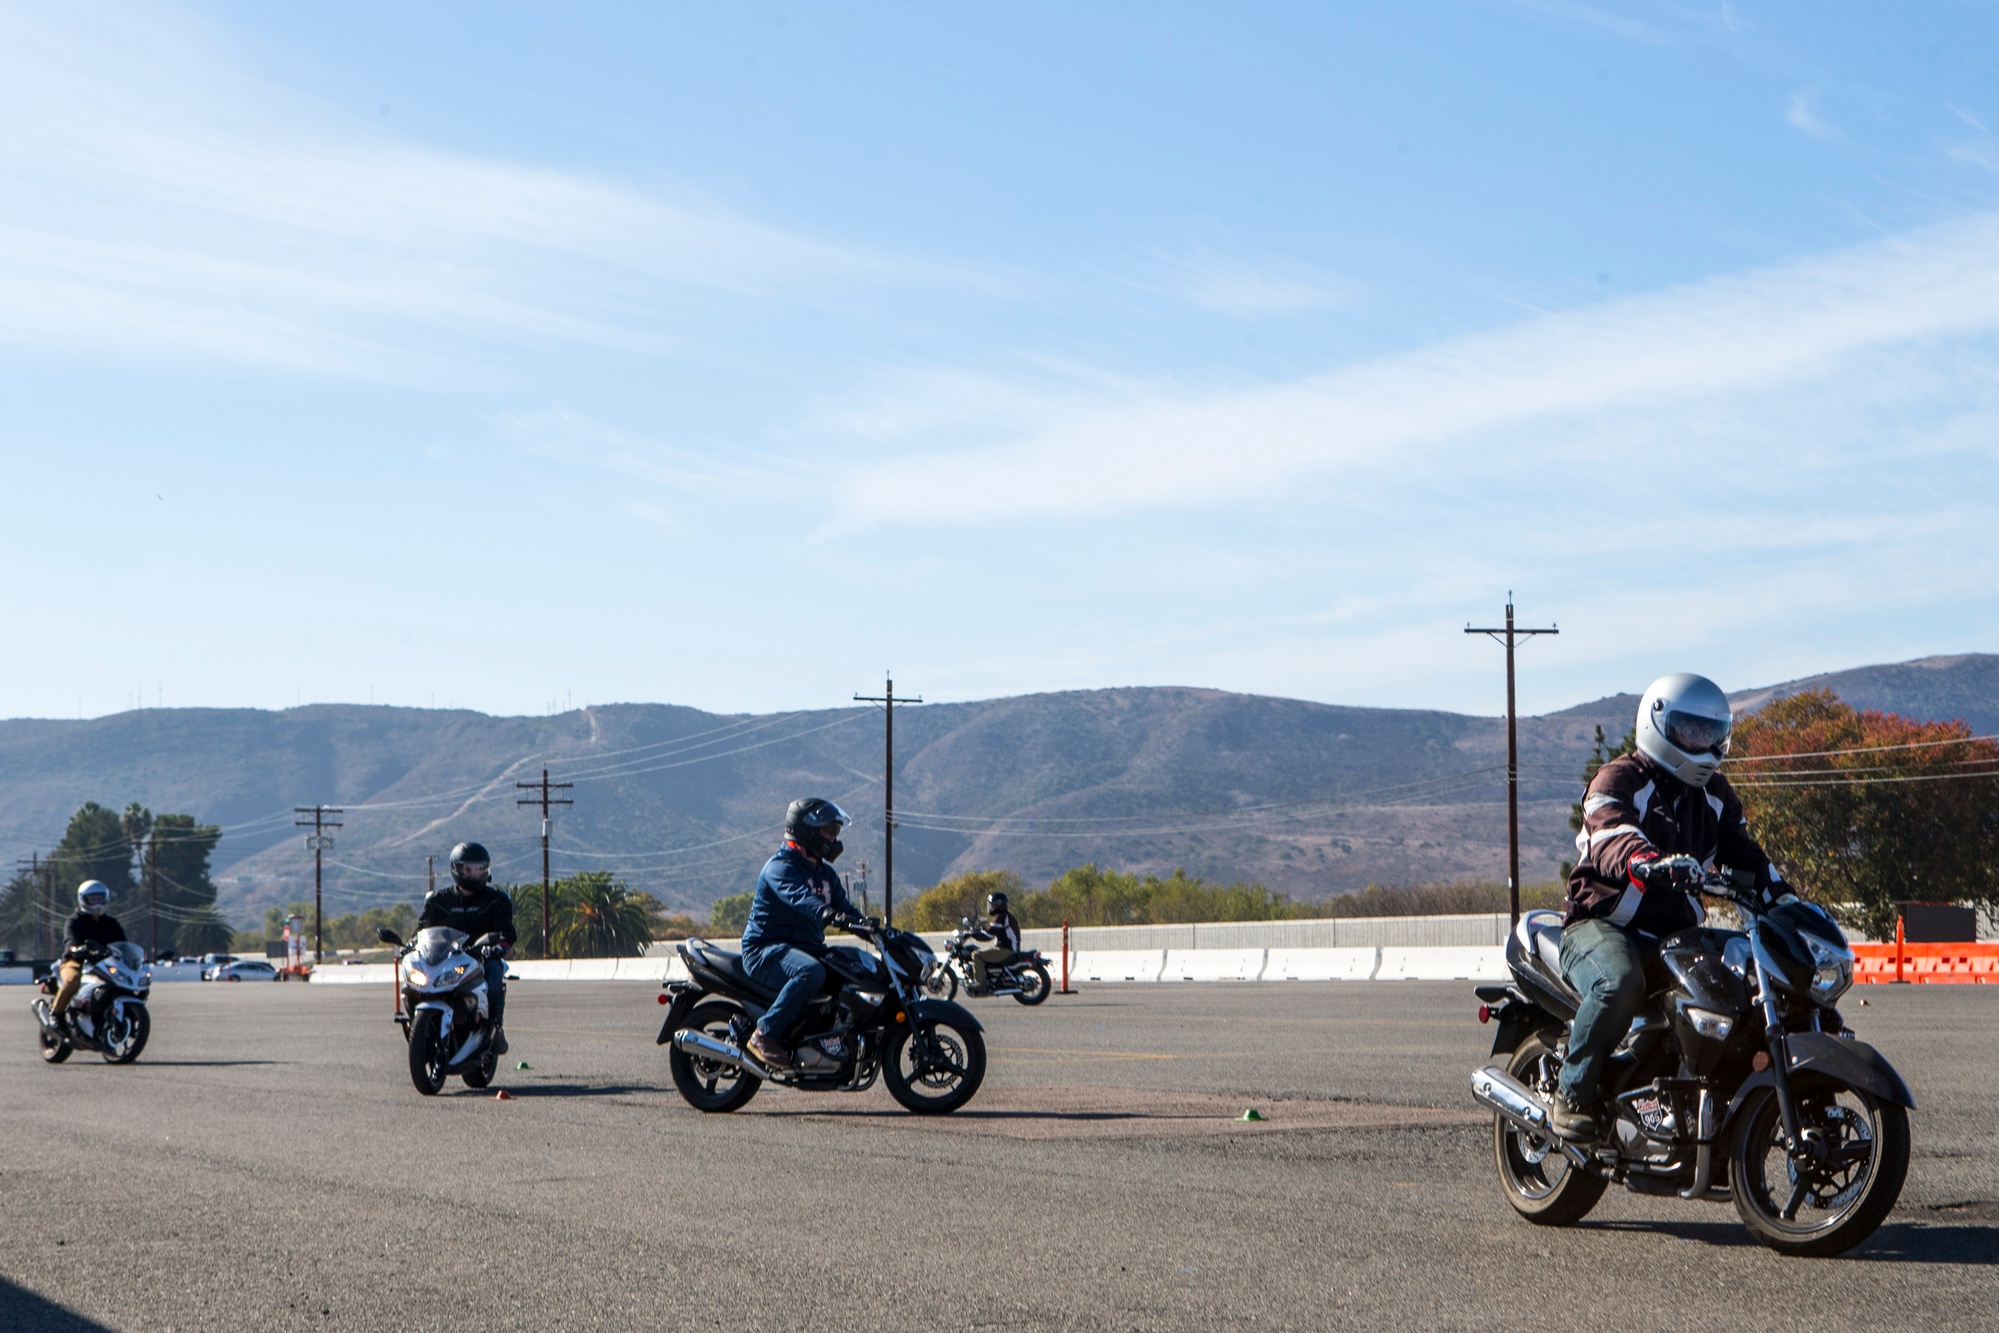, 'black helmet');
987,892,1009,914
784,797,849,863
448,841,491,892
